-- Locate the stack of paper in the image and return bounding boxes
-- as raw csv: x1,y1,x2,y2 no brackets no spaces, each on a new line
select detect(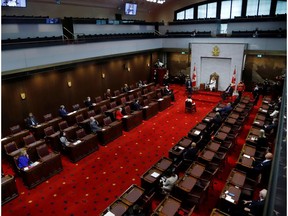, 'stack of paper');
151,172,160,178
